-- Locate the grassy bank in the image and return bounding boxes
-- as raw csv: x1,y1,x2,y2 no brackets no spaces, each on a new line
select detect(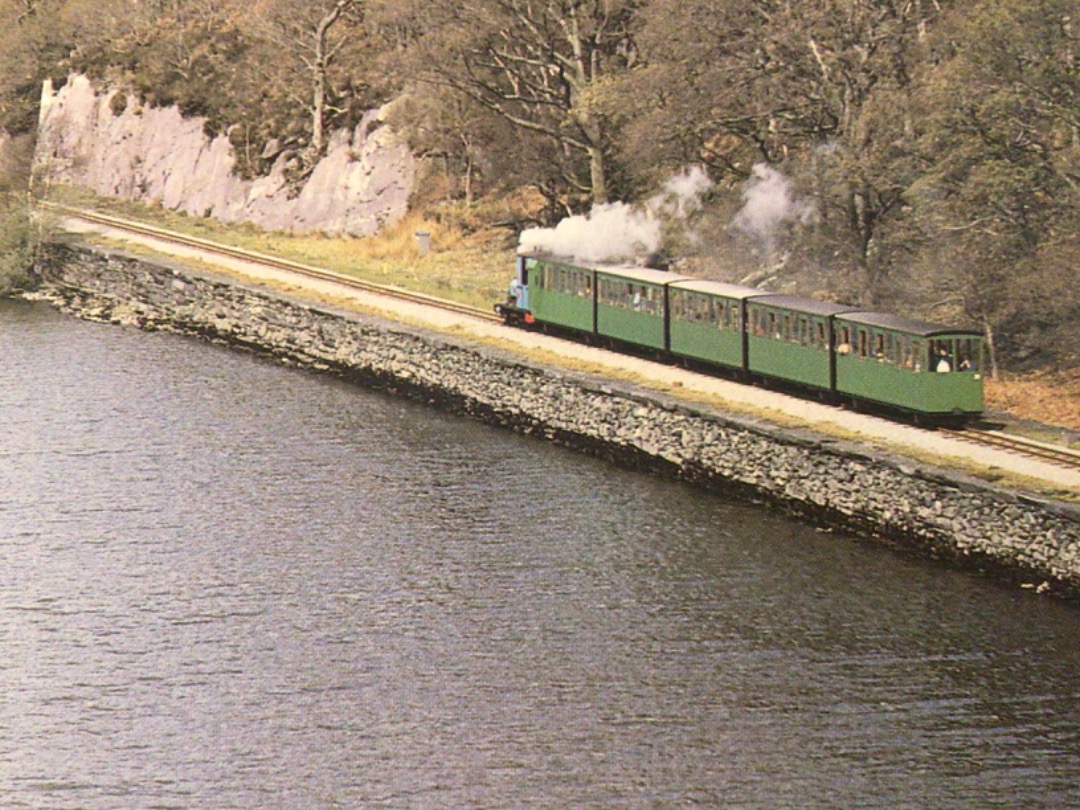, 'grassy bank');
47,186,517,312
